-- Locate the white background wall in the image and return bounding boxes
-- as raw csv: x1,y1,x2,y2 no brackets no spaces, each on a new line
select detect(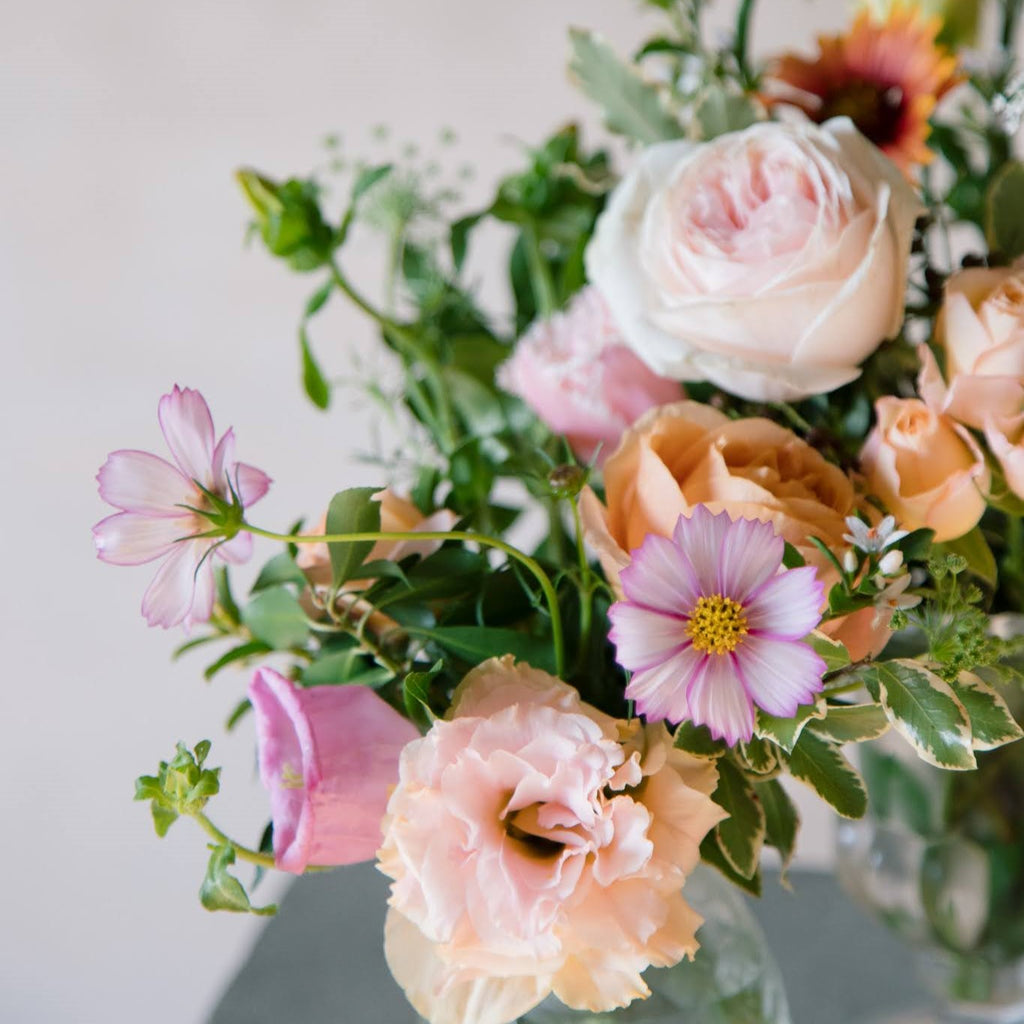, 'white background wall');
3,1,894,1021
